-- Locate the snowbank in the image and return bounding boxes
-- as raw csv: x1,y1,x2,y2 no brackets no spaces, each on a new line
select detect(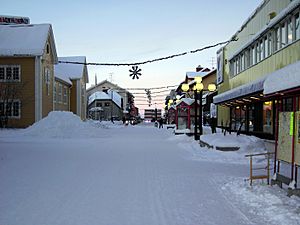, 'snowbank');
201,133,266,153
22,111,106,138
